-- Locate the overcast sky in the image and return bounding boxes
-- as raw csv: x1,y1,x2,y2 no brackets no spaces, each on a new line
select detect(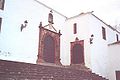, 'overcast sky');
38,0,120,27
